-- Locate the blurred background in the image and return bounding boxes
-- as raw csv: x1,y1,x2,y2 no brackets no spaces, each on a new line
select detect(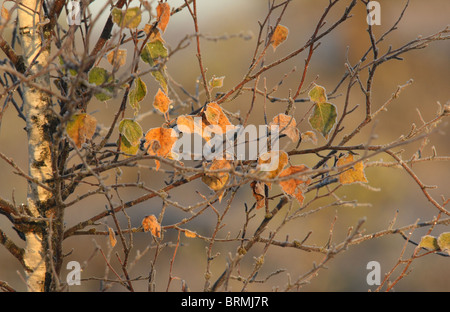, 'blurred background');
0,0,449,291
